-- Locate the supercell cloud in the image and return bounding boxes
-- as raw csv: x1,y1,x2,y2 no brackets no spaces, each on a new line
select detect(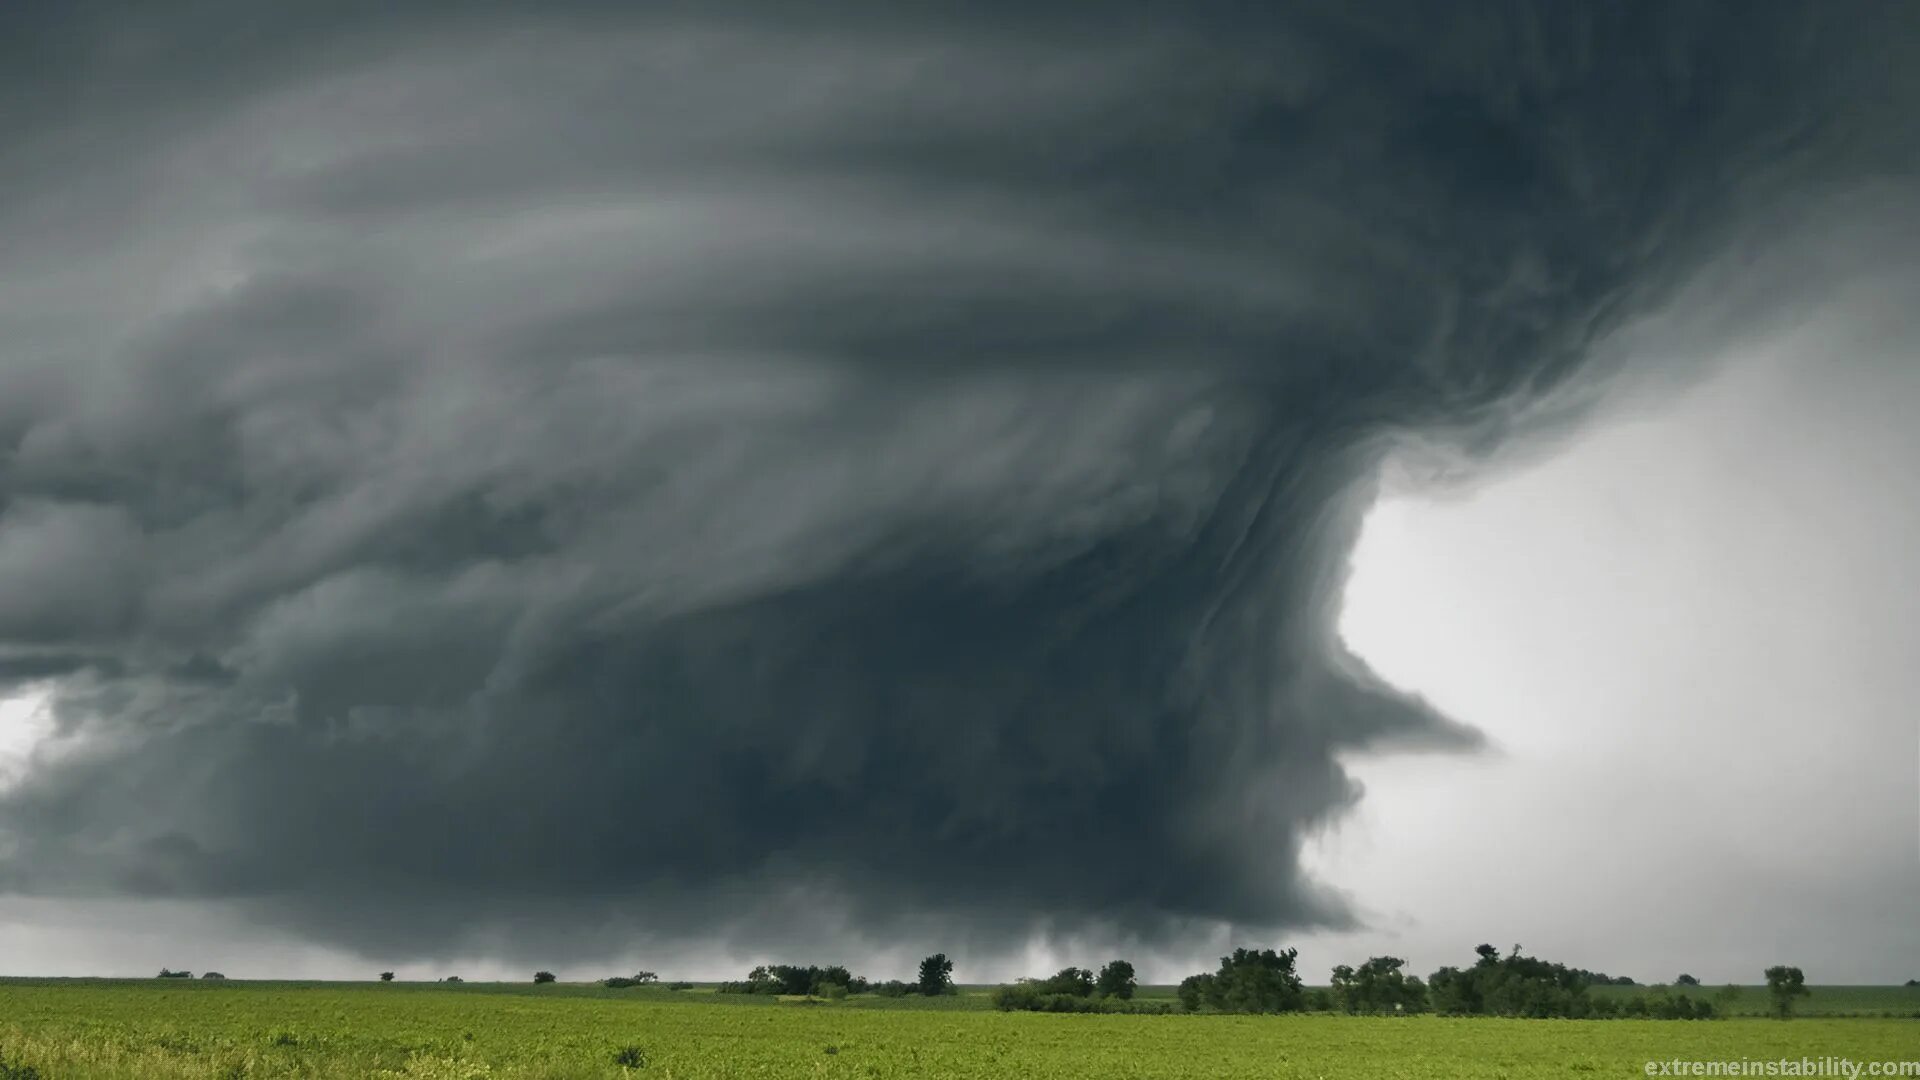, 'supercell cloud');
0,3,1915,962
